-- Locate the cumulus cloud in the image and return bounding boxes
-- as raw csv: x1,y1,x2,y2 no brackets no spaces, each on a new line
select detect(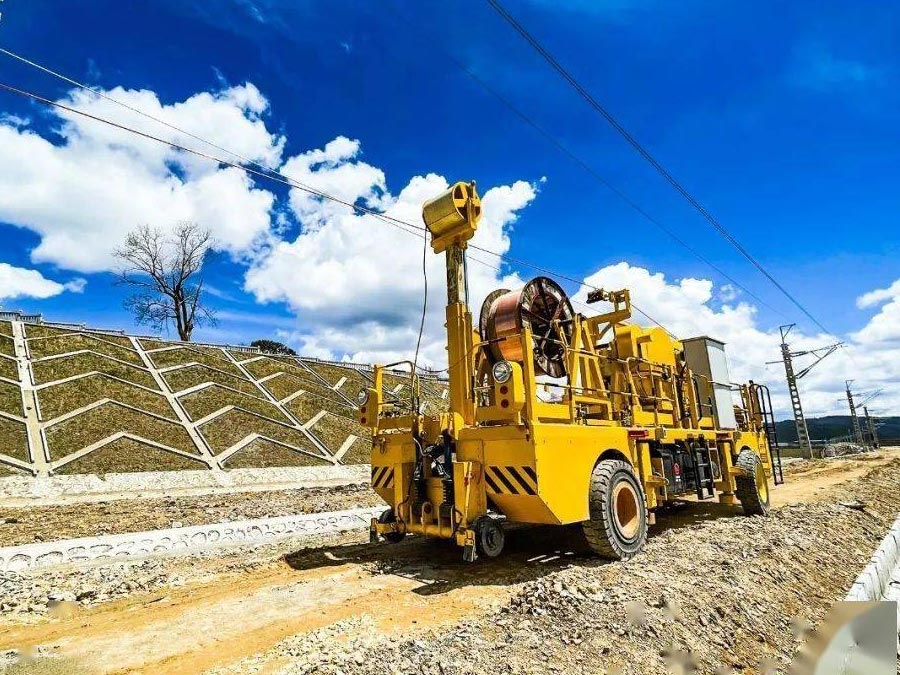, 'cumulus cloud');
245,141,535,366
852,279,900,346
0,83,280,272
572,262,900,417
0,263,86,300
